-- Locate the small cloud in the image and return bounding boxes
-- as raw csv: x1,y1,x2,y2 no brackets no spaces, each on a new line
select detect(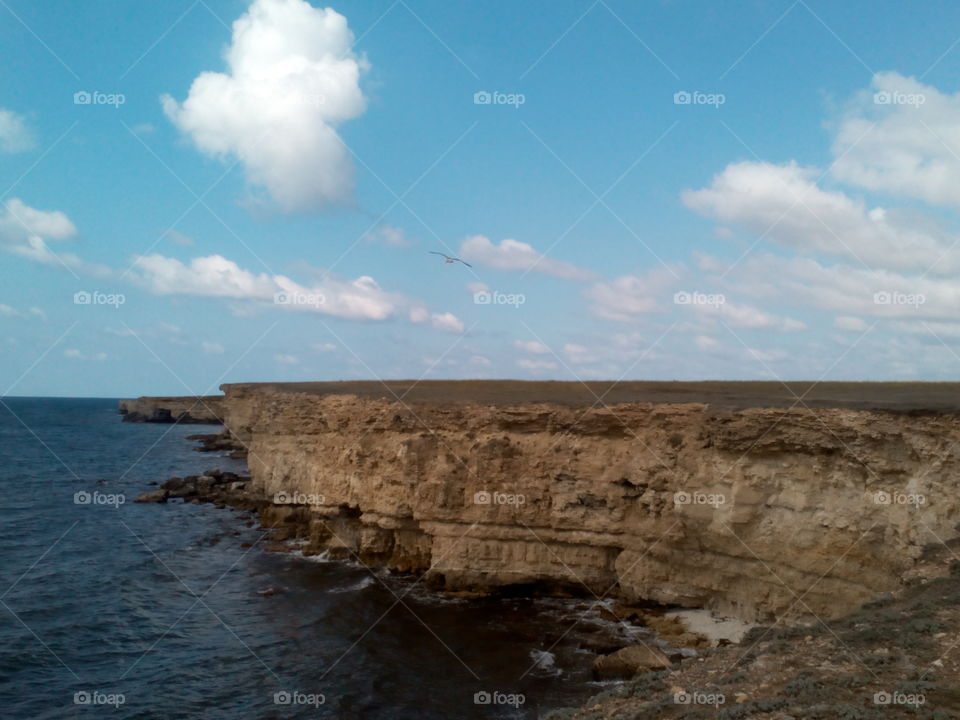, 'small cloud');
431,312,465,334
517,358,558,370
202,341,225,354
132,123,155,135
514,339,550,354
275,353,299,365
165,230,194,246
64,348,82,359
28,307,46,320
563,343,596,364
312,342,337,353
0,109,35,153
366,224,410,247
834,316,868,332
0,303,21,317
470,355,491,366
694,335,720,351
466,281,488,295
